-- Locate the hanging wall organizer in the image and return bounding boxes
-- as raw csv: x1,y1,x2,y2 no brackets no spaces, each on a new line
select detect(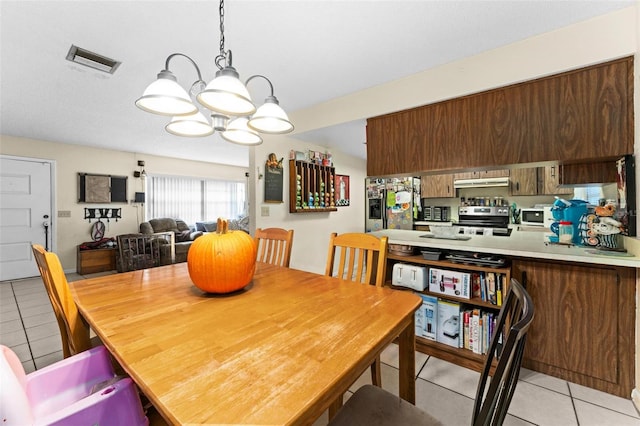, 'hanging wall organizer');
84,208,122,223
